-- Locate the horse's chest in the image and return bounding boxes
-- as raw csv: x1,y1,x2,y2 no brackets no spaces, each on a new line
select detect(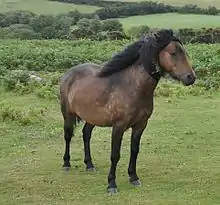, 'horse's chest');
129,99,154,125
